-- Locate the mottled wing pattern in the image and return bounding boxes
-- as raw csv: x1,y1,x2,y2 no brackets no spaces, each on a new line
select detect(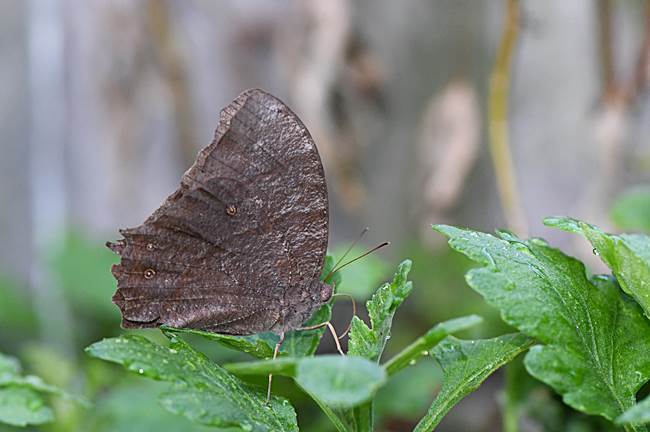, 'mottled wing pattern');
109,89,329,335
